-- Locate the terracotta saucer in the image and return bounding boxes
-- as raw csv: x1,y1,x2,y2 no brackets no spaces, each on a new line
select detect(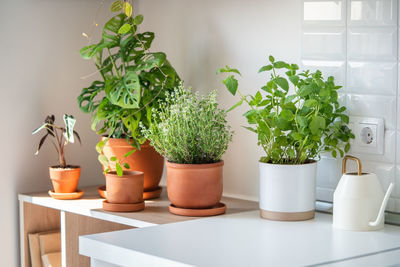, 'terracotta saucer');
98,185,106,199
169,203,226,217
98,185,162,200
102,200,145,212
48,190,84,200
143,186,162,200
